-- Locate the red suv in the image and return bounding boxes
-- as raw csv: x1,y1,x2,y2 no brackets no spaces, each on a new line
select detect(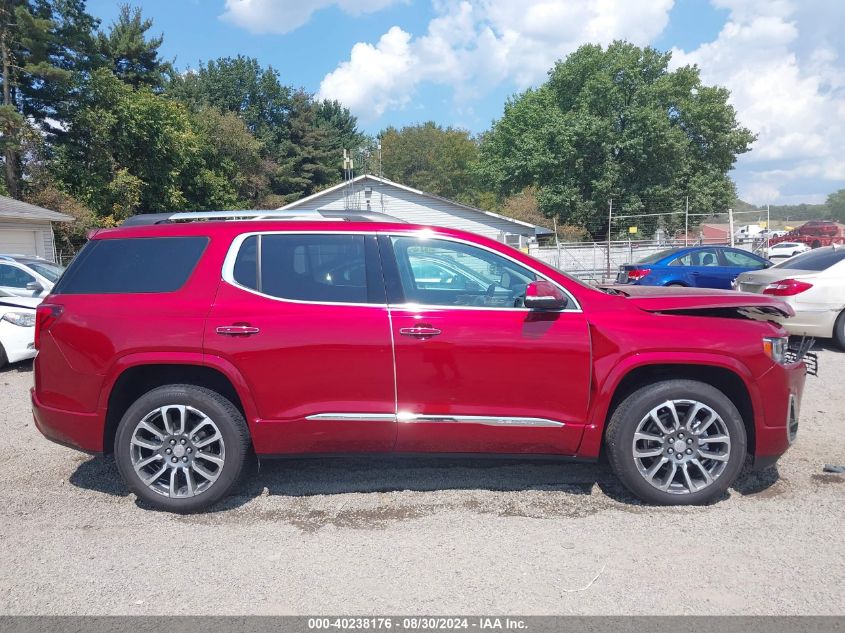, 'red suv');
32,213,808,512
